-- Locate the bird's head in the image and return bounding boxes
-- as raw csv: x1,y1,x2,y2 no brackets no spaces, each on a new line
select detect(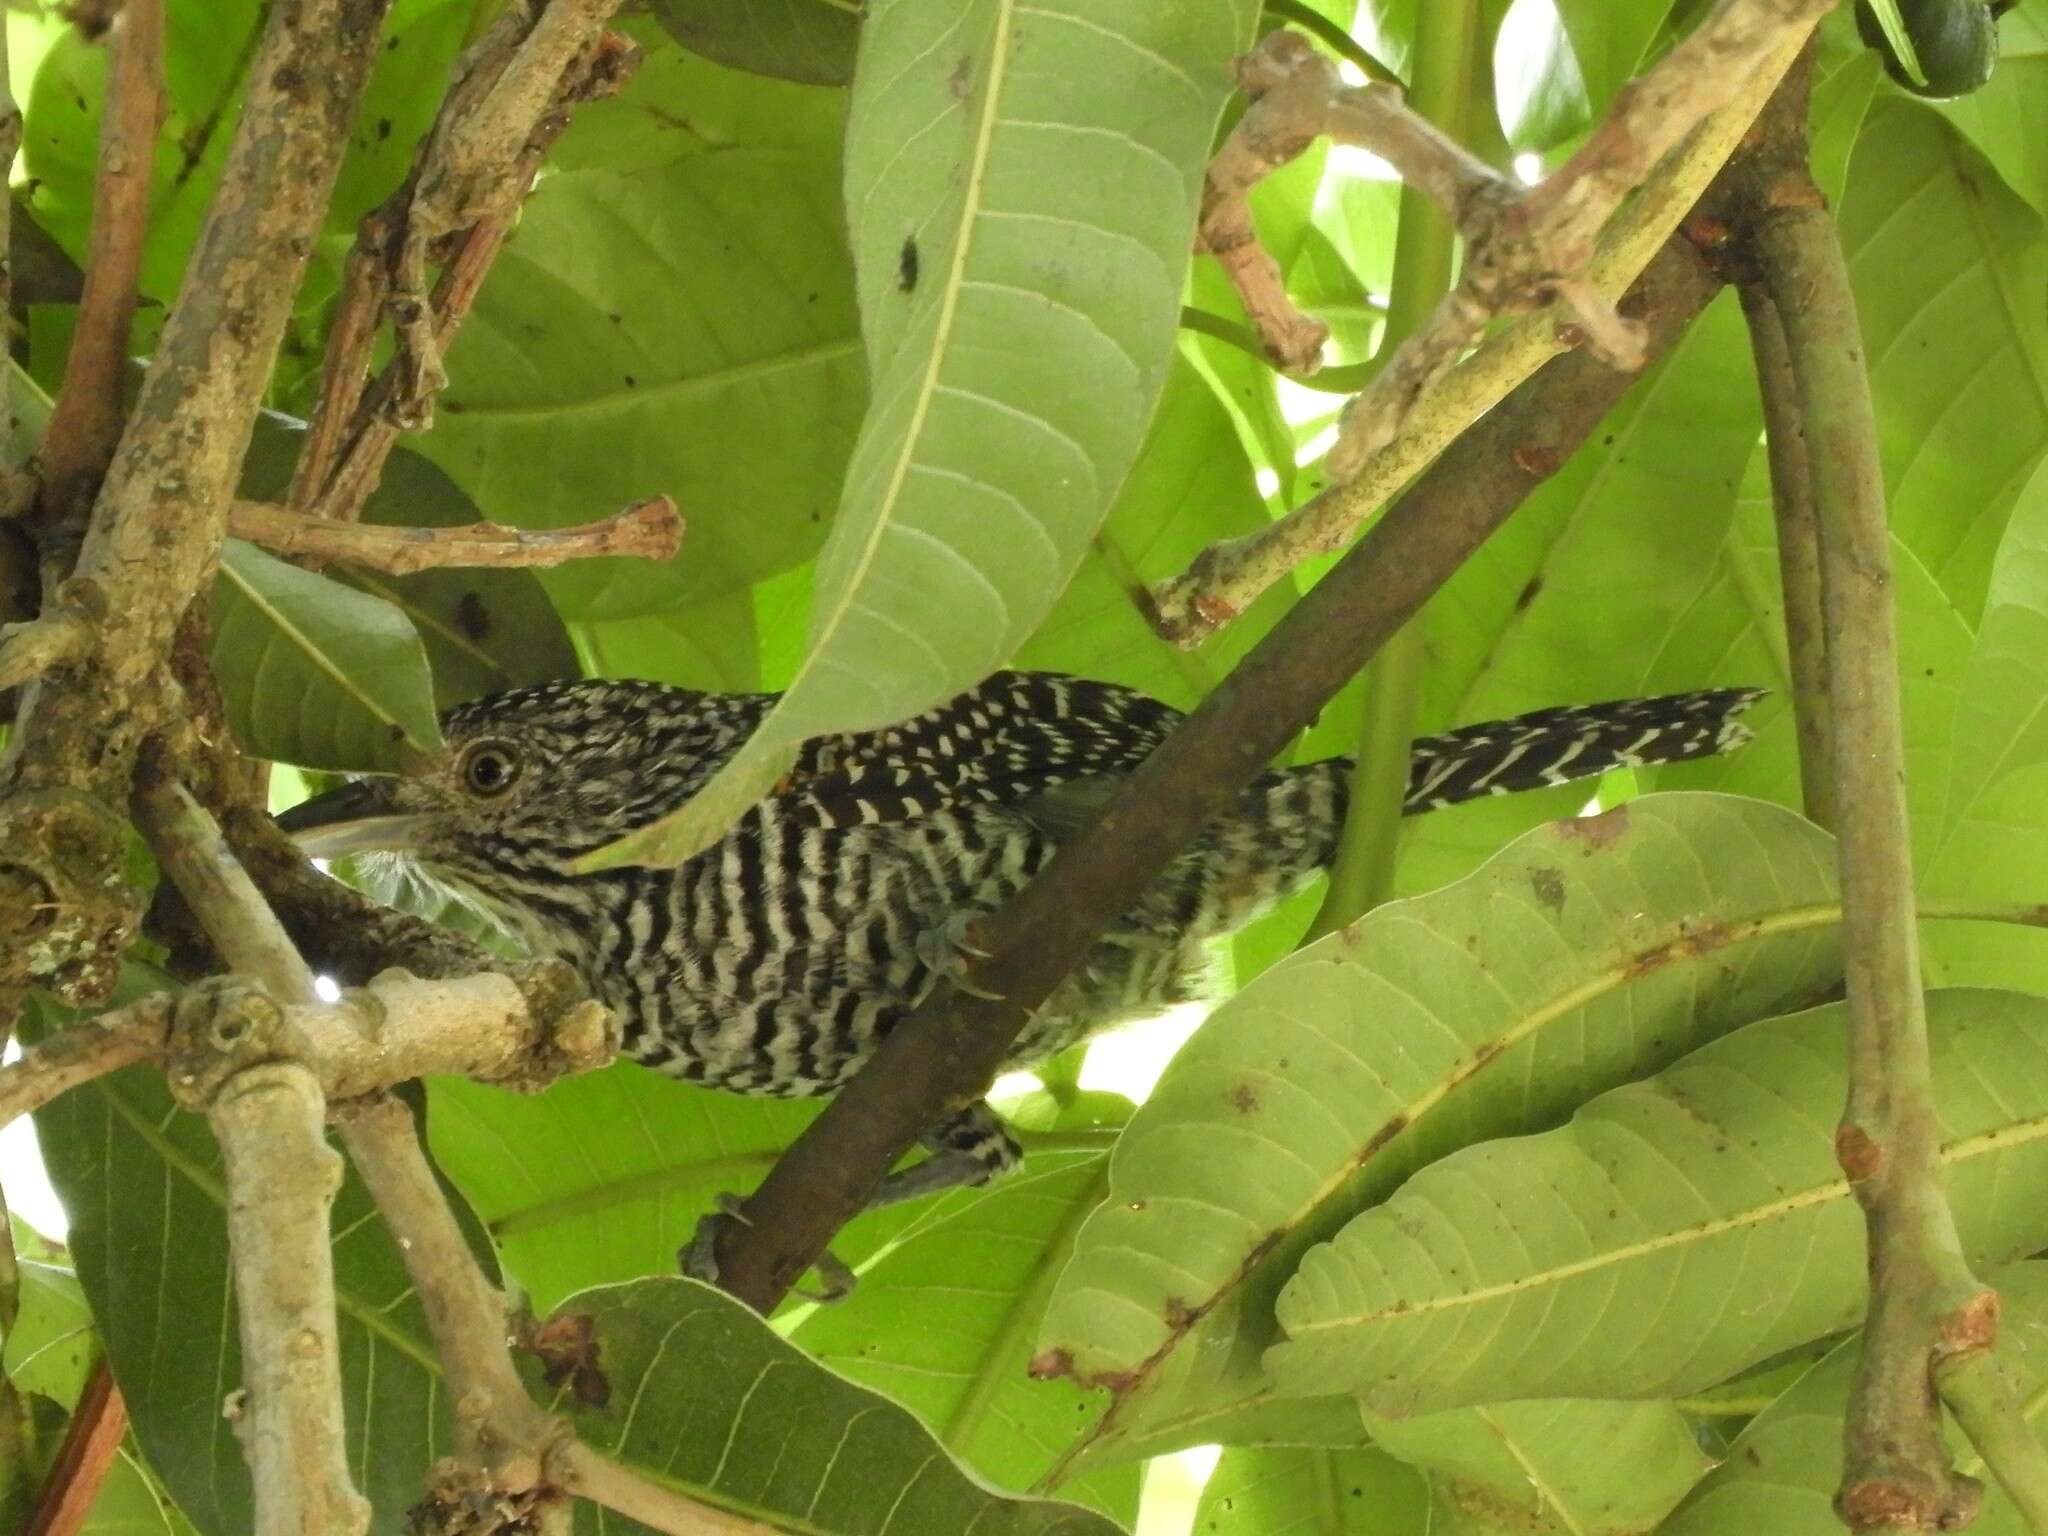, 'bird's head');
277,678,771,893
